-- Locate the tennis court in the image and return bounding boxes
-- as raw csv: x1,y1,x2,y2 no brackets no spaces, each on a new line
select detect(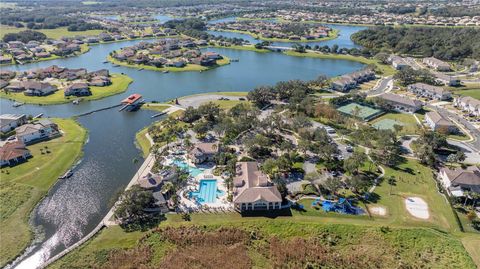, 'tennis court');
337,103,383,121
372,118,405,131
